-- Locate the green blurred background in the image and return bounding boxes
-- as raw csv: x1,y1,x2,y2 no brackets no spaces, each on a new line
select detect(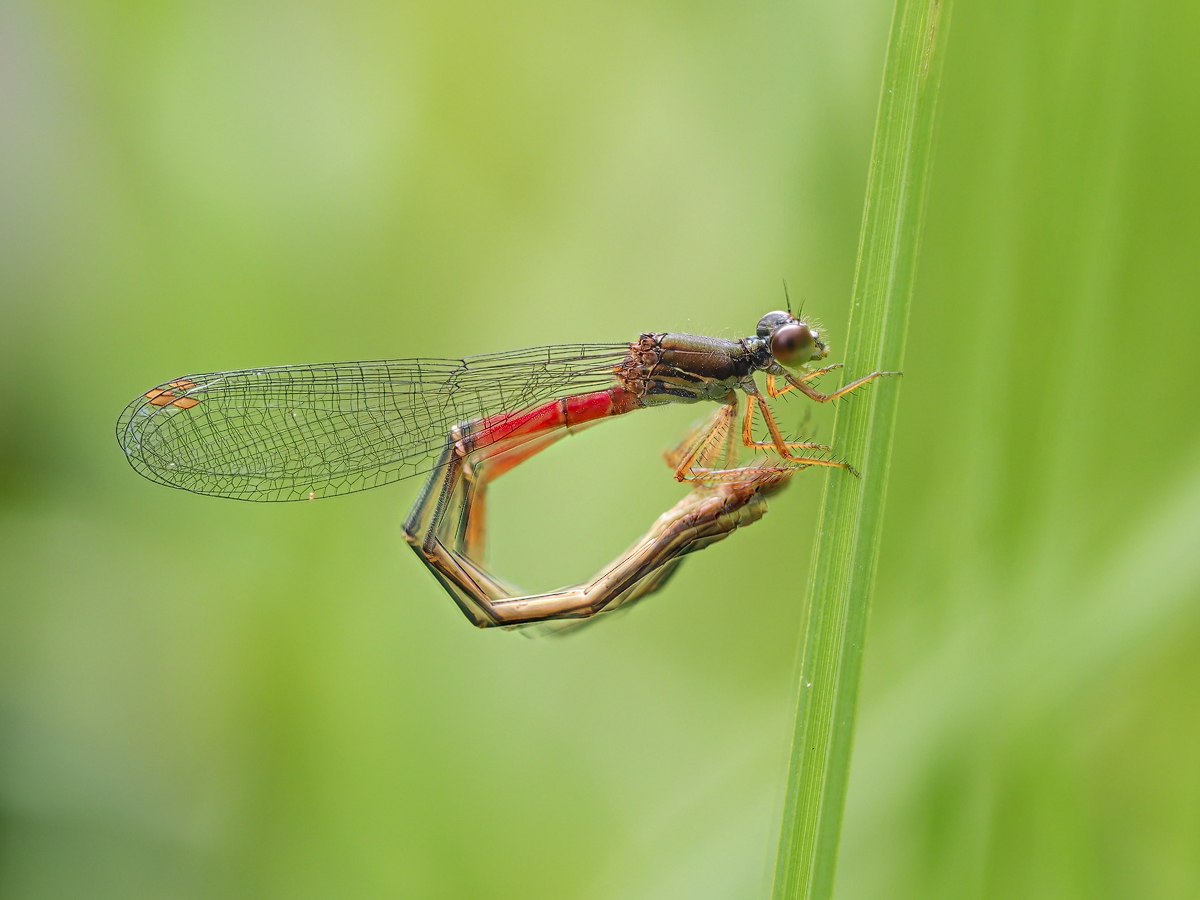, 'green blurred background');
2,0,1198,897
